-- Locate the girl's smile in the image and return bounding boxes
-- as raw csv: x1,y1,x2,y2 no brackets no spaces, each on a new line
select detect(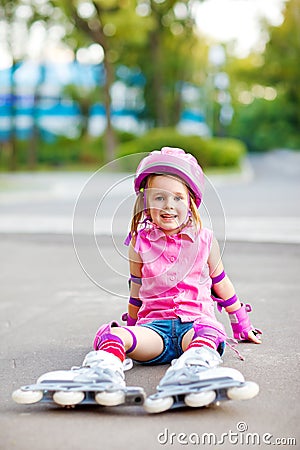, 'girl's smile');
146,175,189,234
